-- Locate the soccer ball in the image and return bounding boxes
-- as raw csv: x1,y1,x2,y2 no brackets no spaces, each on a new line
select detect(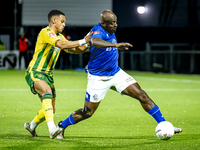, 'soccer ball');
155,121,174,140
